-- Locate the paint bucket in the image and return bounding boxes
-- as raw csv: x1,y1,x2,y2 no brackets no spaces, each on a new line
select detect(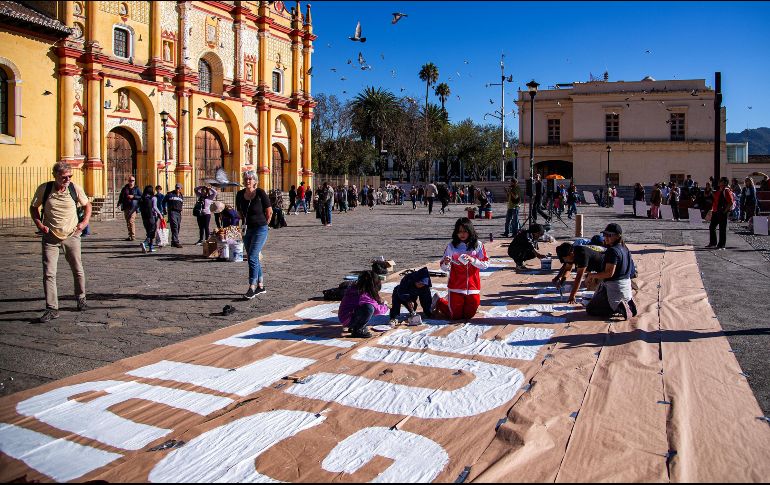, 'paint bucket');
217,241,230,261
467,209,475,219
229,241,243,262
485,210,493,219
540,257,552,271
